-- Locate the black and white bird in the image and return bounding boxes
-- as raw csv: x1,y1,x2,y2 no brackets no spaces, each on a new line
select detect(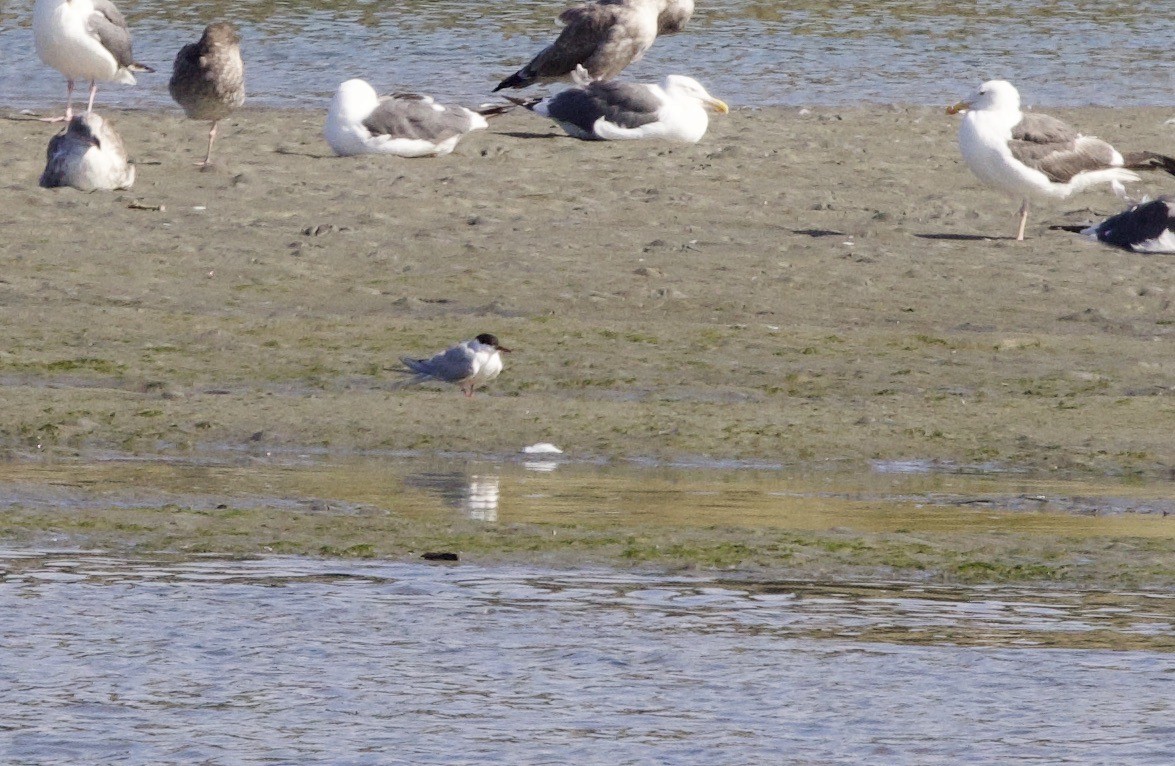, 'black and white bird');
169,21,246,168
33,0,154,121
39,112,134,190
1082,197,1175,254
324,79,492,157
948,80,1175,240
493,0,693,92
509,68,727,142
398,334,512,397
